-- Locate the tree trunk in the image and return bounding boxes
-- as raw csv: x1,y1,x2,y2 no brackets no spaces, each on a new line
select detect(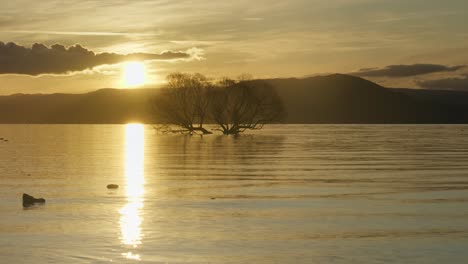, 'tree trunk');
192,127,213,134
